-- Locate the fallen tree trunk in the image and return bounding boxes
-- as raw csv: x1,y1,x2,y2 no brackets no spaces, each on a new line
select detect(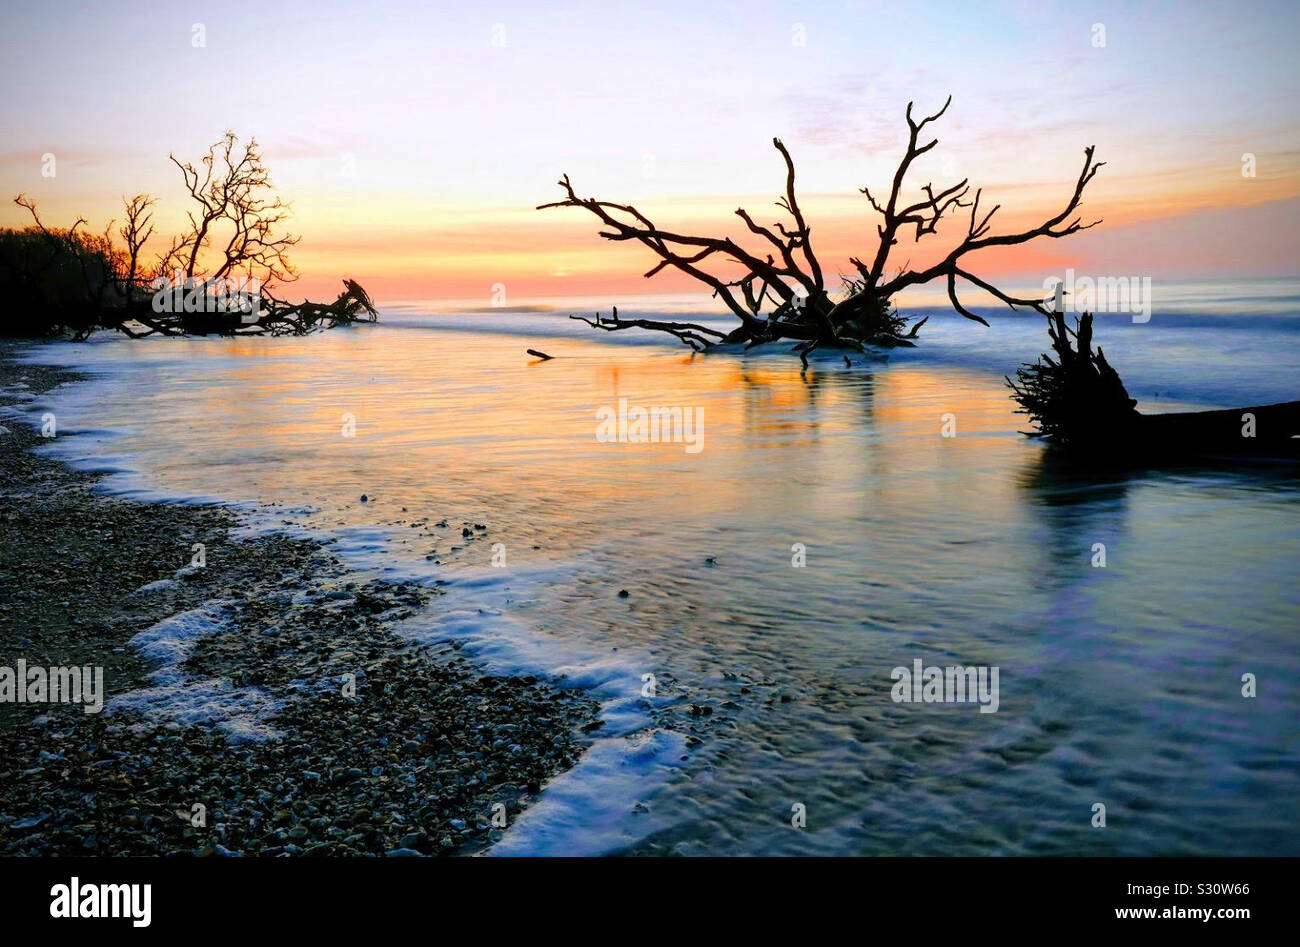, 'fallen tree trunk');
1008,311,1299,462
111,278,378,338
1132,401,1300,461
